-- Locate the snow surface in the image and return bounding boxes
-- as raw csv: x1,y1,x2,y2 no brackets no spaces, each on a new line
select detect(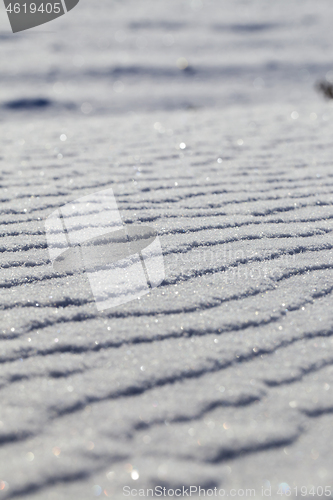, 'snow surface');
1,0,333,498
